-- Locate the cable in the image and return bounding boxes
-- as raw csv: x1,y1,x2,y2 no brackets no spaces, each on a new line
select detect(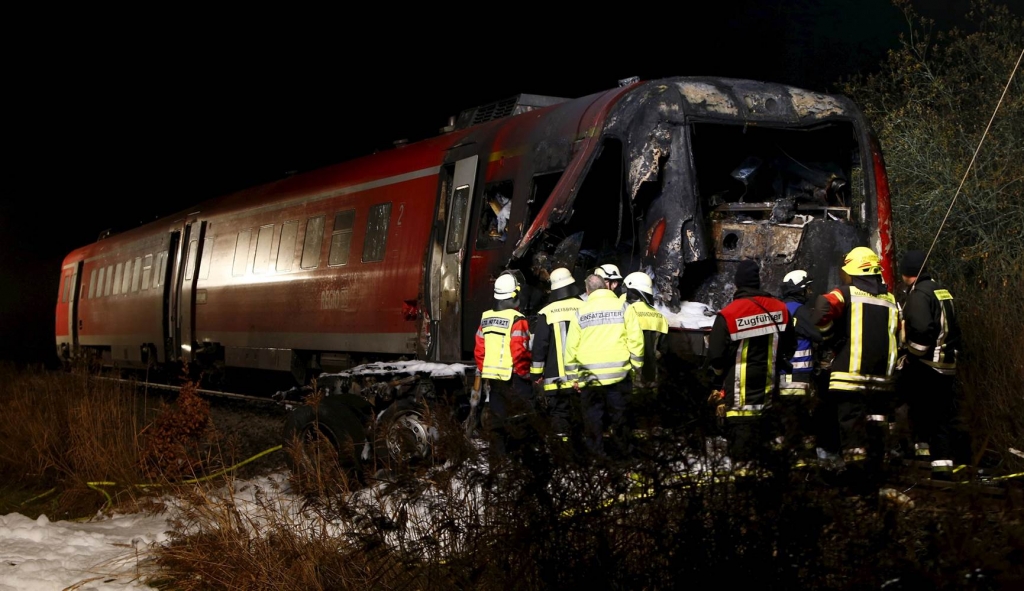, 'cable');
80,444,285,515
